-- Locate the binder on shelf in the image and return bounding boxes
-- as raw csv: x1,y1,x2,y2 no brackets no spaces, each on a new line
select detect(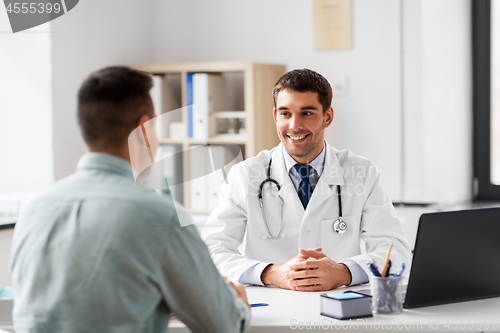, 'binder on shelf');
208,145,226,211
150,75,182,139
189,146,210,212
186,73,194,138
150,75,165,138
157,144,184,204
188,144,236,213
192,73,227,140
